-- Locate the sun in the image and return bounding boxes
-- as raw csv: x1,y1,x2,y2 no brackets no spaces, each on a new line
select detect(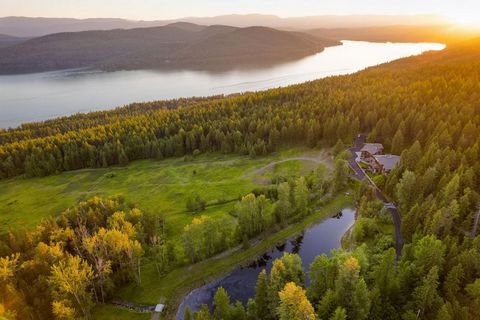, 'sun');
450,12,480,29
